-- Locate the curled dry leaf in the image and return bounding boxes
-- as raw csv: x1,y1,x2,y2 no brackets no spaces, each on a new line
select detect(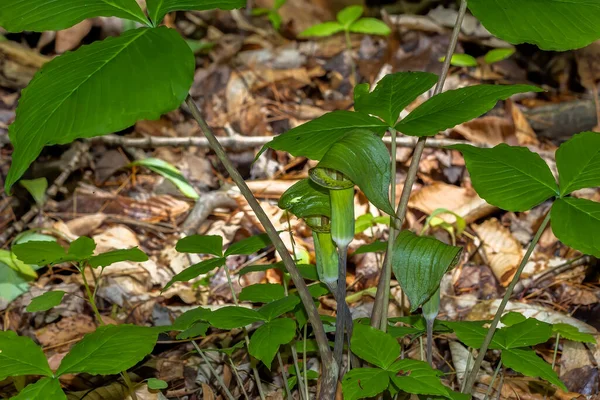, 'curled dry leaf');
473,218,523,286
452,116,513,146
55,20,93,53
